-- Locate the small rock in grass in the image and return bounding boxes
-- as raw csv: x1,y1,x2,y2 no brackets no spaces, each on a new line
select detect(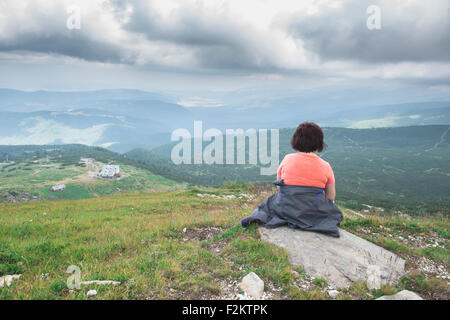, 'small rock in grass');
376,290,423,300
238,272,264,299
183,227,187,233
237,293,250,300
86,290,97,297
328,290,340,298
0,274,21,288
81,280,121,286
